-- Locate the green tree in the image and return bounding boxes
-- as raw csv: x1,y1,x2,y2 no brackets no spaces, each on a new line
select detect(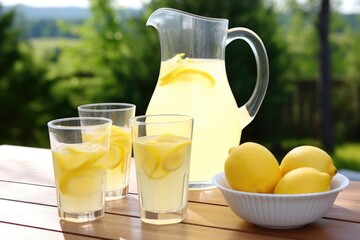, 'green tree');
317,0,333,153
52,0,159,115
0,4,51,147
280,1,319,80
